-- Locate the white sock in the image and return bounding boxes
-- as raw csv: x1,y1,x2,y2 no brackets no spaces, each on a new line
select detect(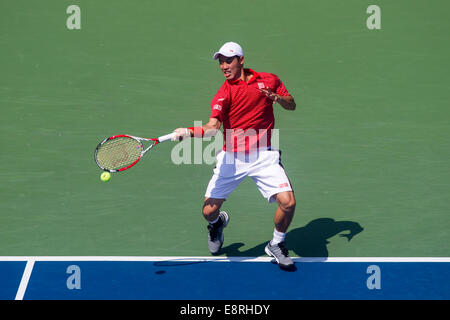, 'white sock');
271,229,286,245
